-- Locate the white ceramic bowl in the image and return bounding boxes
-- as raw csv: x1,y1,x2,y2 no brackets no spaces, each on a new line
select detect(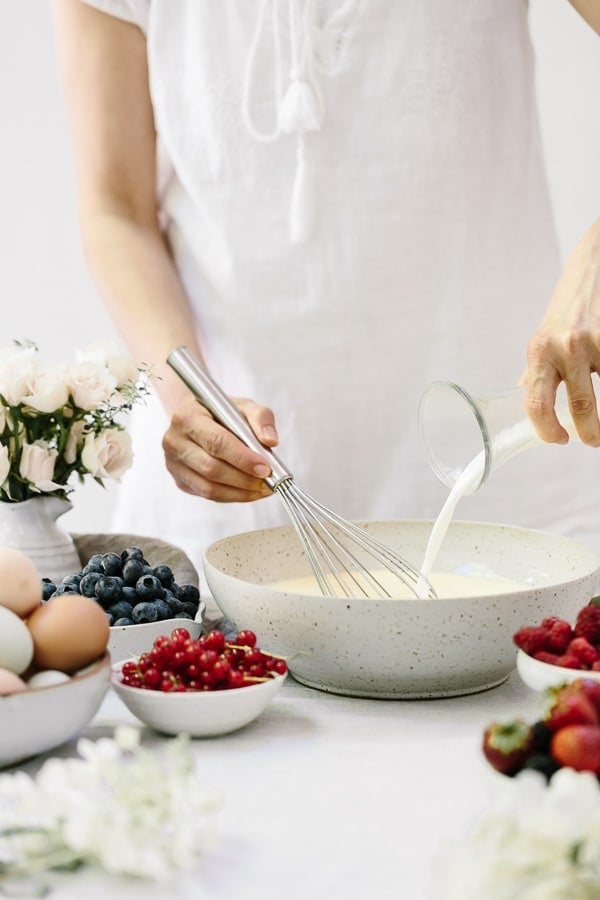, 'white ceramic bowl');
111,661,286,737
204,519,600,700
108,604,206,662
516,647,600,692
0,653,111,767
